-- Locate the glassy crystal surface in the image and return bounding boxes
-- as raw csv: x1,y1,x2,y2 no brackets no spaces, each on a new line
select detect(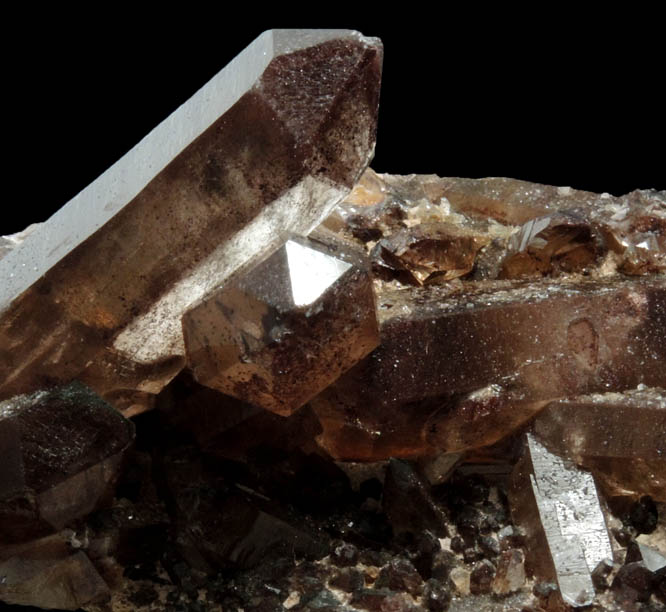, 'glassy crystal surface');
533,386,666,462
0,30,383,414
509,434,613,608
183,235,379,415
312,277,665,461
0,383,134,543
371,223,490,285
